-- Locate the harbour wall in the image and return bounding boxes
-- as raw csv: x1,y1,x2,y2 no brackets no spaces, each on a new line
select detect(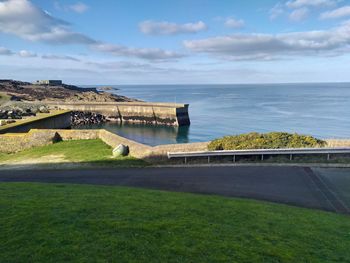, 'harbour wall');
44,102,190,126
0,111,71,134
